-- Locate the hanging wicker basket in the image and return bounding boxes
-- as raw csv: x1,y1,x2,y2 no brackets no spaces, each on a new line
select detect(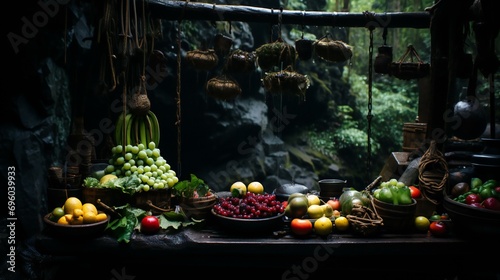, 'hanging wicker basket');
255,38,296,71
225,49,256,73
206,74,242,100
186,49,219,71
418,140,449,205
390,45,430,80
262,66,310,97
314,35,353,63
